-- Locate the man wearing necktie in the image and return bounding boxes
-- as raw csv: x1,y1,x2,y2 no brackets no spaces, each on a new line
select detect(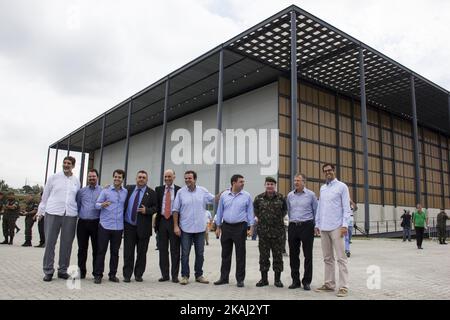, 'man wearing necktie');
155,169,181,283
122,170,157,282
